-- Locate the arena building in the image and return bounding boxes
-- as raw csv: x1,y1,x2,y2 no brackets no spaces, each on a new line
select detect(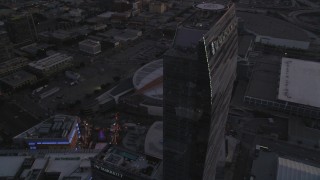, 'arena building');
120,59,163,116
